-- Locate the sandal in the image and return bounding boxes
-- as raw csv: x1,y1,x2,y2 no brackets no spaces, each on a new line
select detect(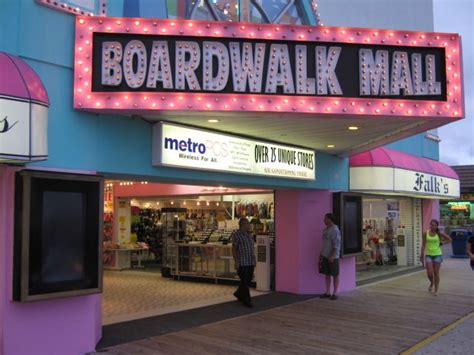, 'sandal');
330,295,338,300
428,285,433,293
320,293,331,299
